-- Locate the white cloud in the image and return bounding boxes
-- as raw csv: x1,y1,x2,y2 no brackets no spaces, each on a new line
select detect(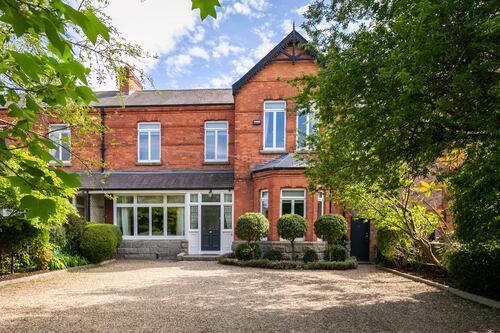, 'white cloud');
224,0,270,18
281,19,293,35
294,3,310,15
165,54,192,77
188,46,210,61
232,56,256,76
208,74,234,88
211,36,245,58
252,24,275,59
